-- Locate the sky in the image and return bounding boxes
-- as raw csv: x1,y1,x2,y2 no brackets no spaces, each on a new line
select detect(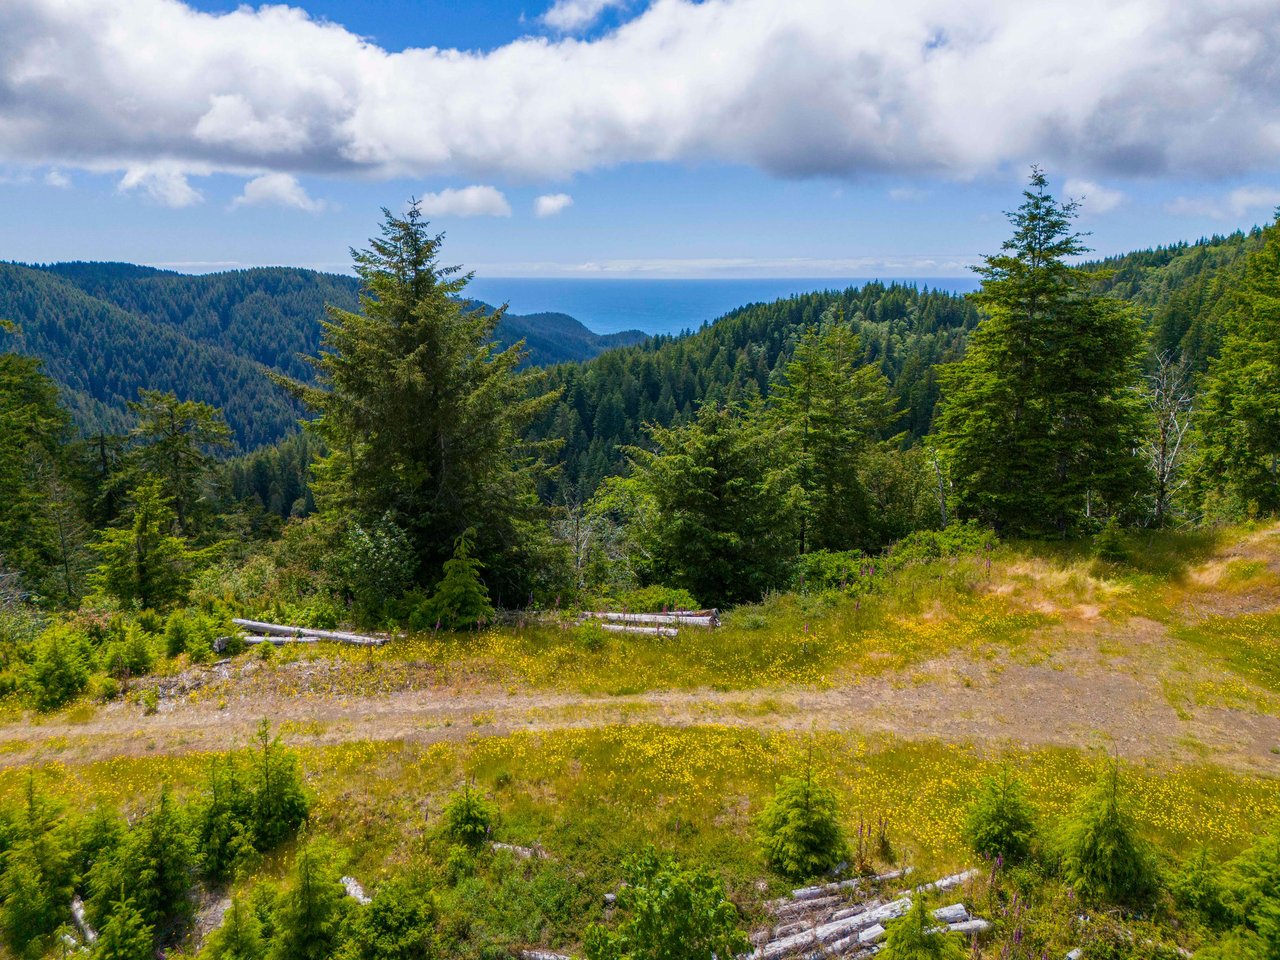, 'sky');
1,0,1279,278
